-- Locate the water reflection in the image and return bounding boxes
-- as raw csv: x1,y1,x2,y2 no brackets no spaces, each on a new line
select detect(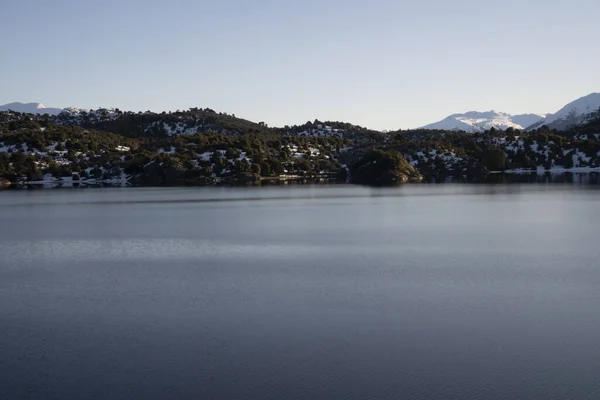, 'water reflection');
431,172,600,185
